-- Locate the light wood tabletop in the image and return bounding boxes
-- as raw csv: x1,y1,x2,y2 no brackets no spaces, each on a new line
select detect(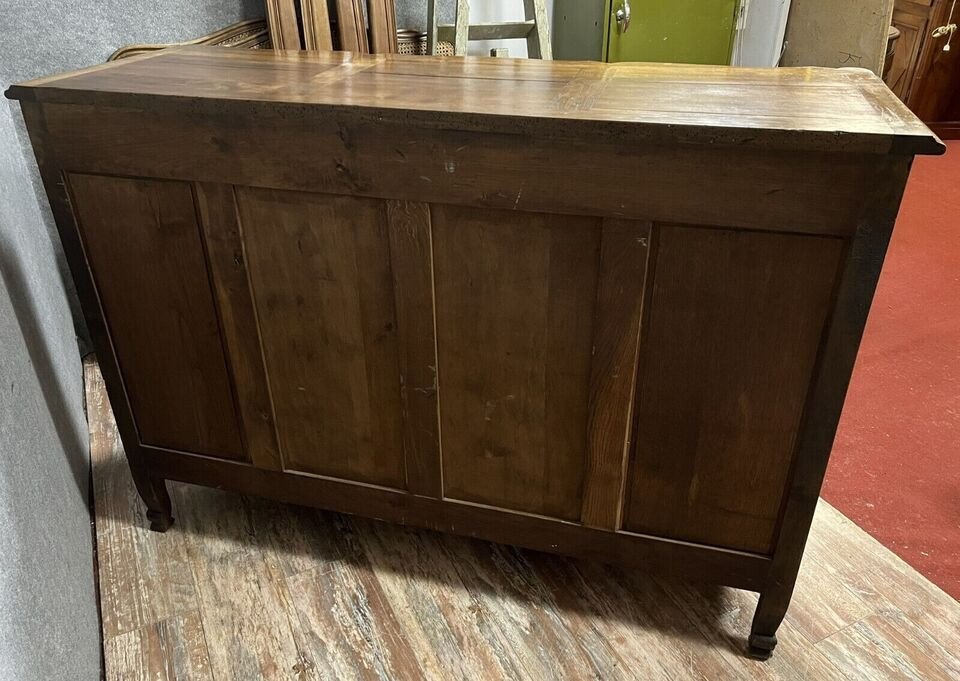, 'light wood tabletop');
6,46,944,155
